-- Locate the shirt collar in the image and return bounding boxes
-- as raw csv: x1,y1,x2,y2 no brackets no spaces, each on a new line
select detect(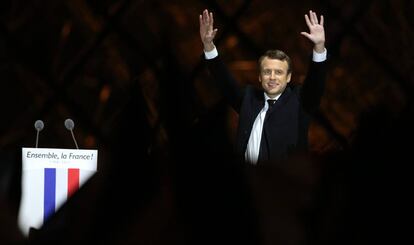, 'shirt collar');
263,92,282,110
264,92,282,101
